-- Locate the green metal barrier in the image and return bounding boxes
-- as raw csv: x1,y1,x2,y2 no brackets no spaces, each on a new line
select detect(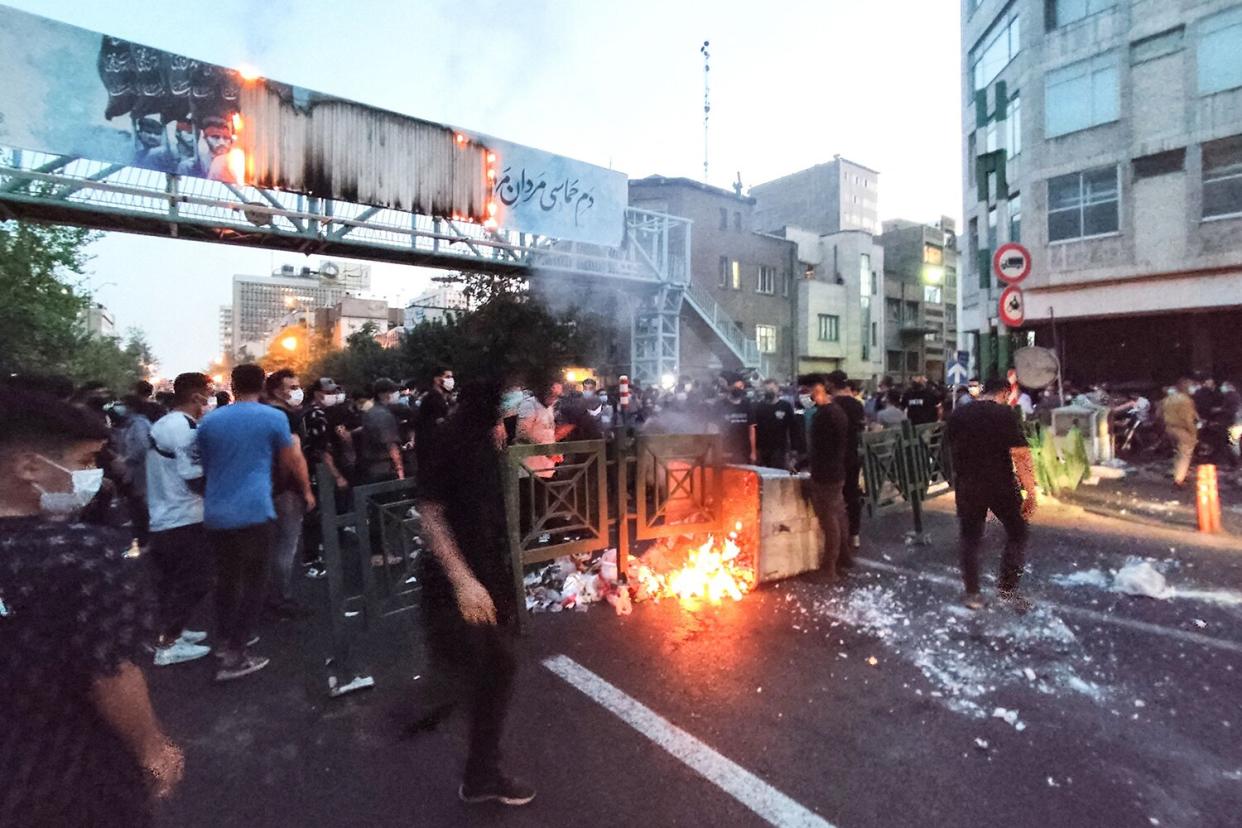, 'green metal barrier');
317,464,420,698
861,420,953,540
